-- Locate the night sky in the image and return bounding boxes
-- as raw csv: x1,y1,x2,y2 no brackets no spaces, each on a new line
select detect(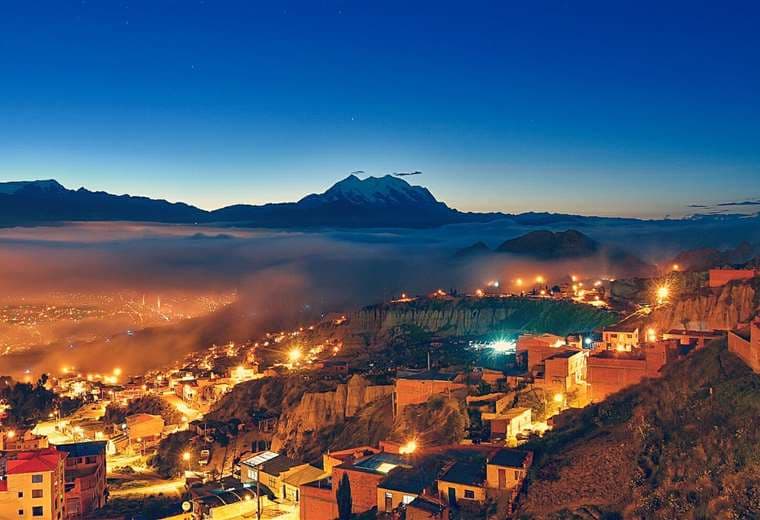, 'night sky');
1,1,758,217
